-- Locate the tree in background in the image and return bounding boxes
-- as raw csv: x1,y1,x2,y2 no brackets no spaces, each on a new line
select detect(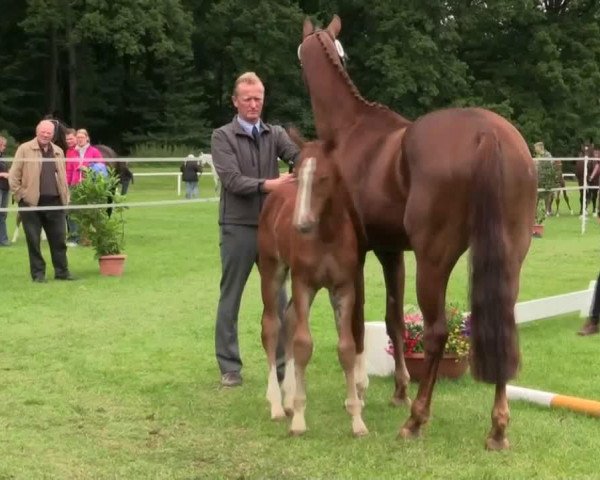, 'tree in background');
0,0,599,155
